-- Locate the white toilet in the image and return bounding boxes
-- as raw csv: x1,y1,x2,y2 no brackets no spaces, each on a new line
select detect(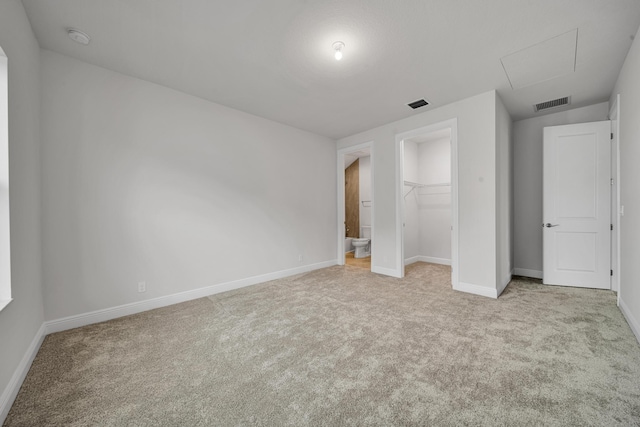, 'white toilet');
352,226,371,258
